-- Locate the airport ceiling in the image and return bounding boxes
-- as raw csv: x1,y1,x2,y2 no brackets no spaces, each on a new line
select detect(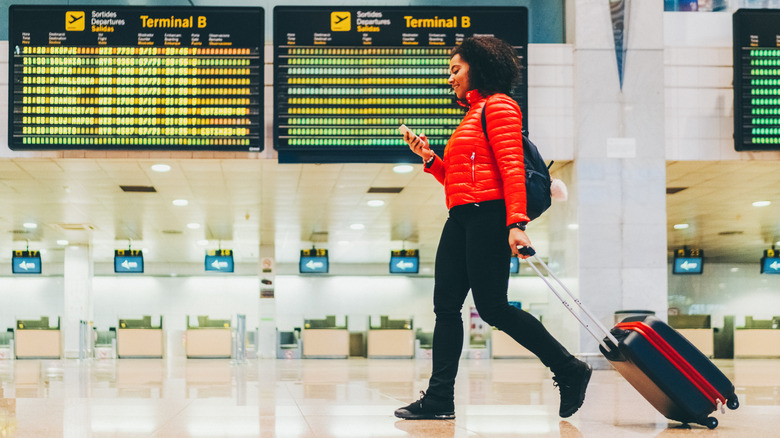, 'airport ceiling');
0,157,779,268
